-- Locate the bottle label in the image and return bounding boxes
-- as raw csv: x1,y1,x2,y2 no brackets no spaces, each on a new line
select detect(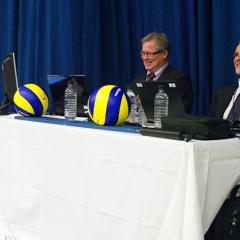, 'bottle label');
64,100,69,118
64,85,77,120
